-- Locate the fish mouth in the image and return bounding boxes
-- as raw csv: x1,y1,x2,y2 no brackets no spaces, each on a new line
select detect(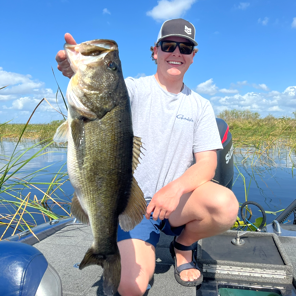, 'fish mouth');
65,39,118,71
